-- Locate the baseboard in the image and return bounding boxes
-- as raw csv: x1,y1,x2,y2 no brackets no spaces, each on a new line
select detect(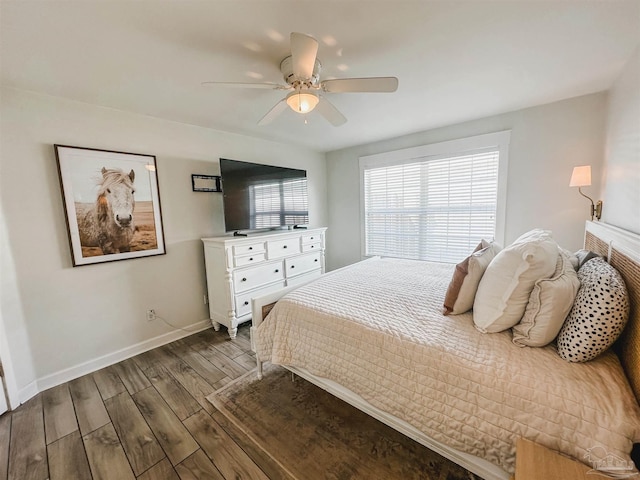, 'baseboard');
18,381,39,405
30,319,212,400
